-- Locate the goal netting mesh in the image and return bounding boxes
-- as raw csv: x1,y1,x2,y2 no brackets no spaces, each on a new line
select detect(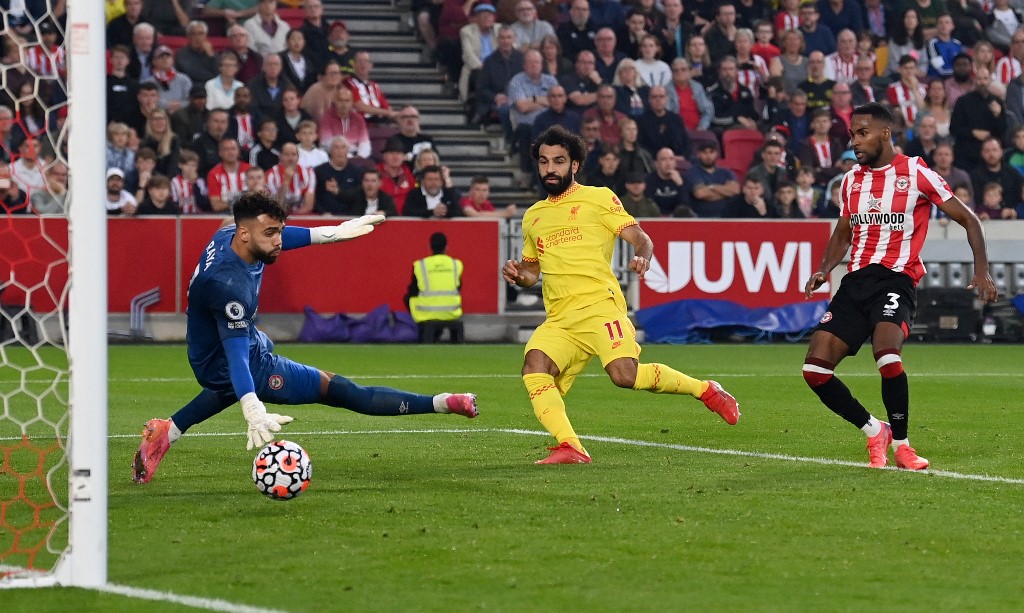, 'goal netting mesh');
1,9,74,581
